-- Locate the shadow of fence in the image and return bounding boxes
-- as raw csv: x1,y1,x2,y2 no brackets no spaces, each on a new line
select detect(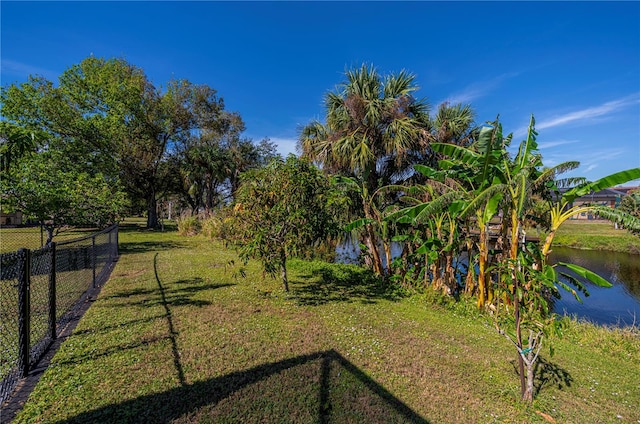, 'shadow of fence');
58,349,428,423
